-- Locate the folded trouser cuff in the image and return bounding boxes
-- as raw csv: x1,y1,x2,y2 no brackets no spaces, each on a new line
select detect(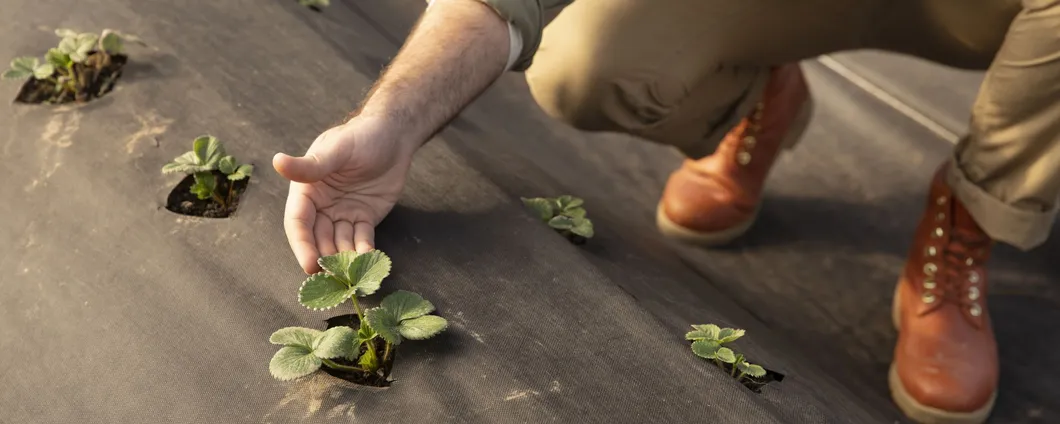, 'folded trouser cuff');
946,159,1055,251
